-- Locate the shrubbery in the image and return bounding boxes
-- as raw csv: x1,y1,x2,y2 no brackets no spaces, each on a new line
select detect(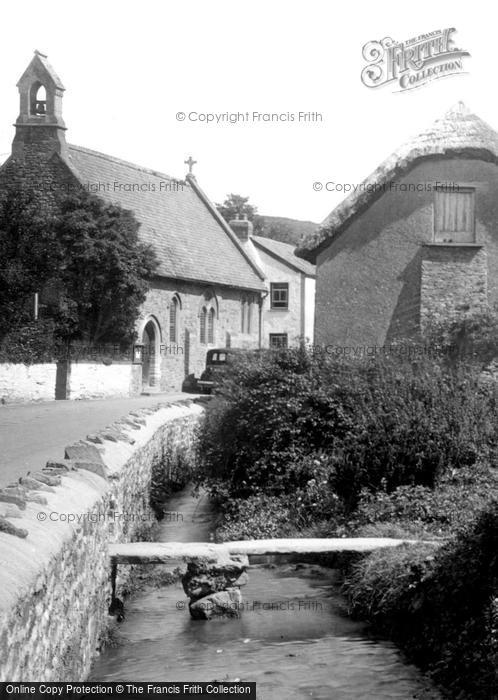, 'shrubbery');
349,465,498,538
426,306,498,367
0,319,60,364
197,322,498,699
198,347,498,521
344,504,498,699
